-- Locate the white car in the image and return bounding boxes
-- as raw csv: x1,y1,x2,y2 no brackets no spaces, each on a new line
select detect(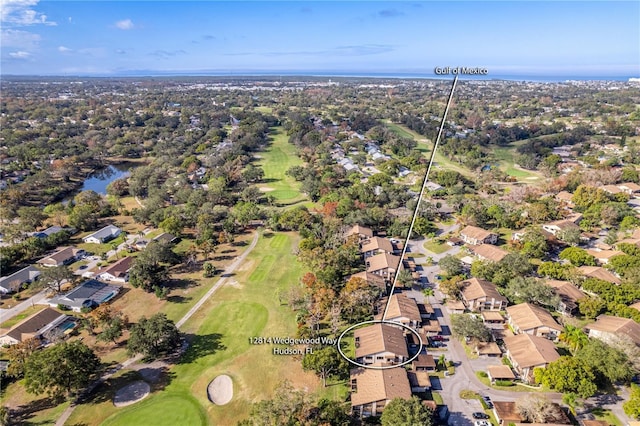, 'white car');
474,421,490,426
